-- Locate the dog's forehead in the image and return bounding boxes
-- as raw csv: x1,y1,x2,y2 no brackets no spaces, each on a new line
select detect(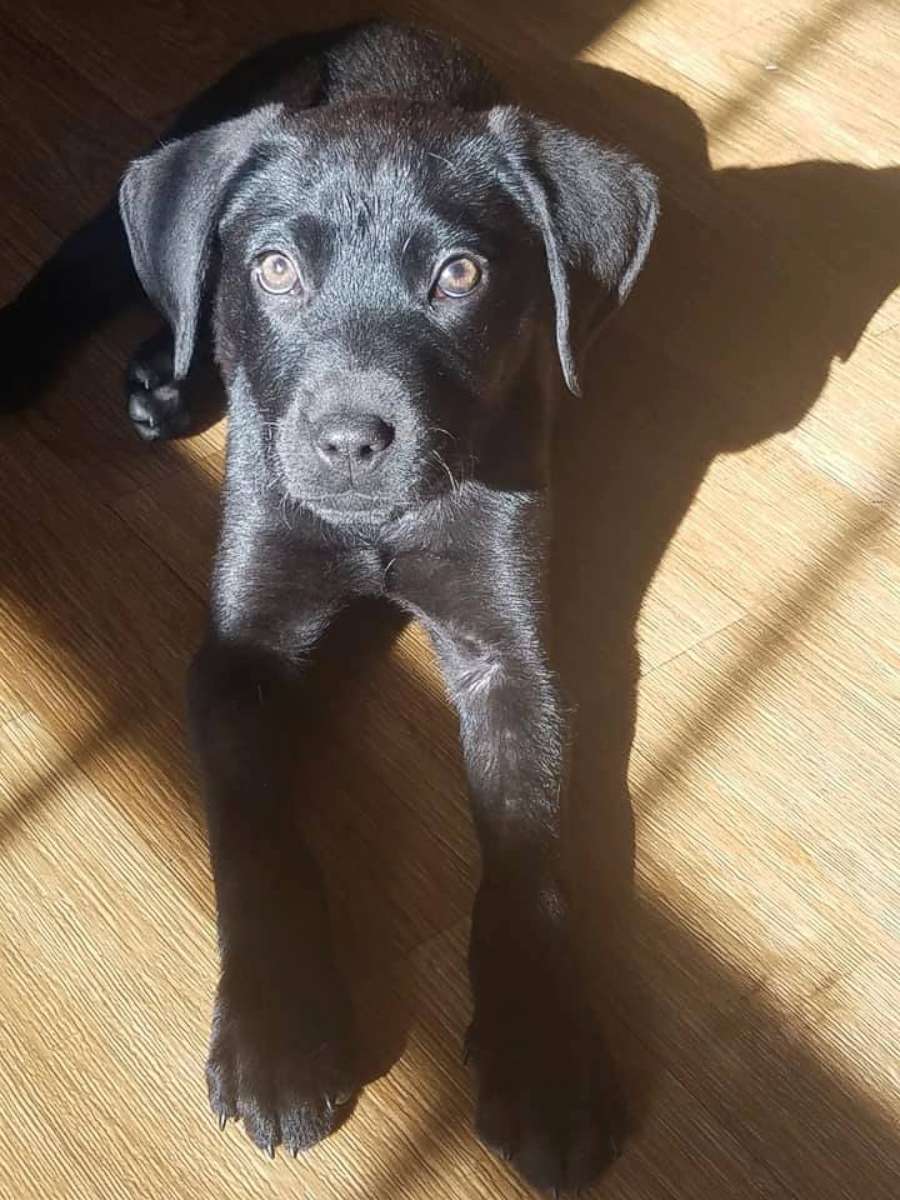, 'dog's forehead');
292,99,495,177
233,103,509,235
